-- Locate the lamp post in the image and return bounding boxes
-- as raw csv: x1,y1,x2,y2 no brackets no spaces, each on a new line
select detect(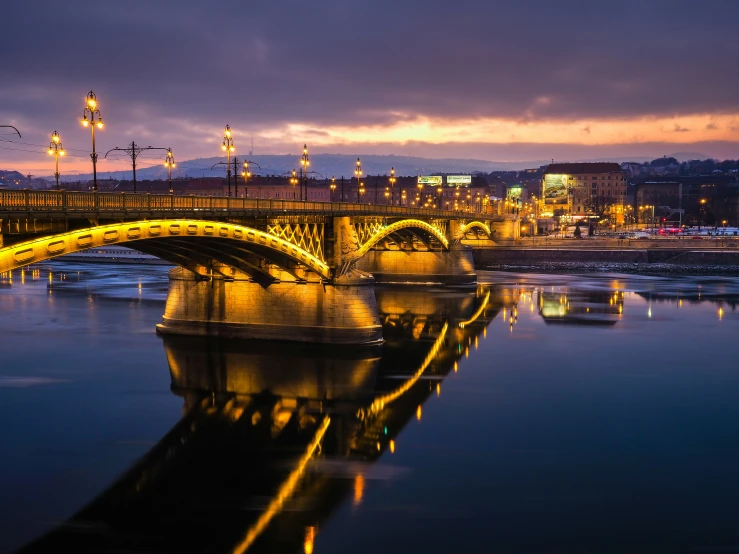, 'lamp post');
359,182,365,203
330,176,336,202
290,169,298,199
384,187,390,204
164,148,176,194
81,90,103,191
354,158,362,202
698,198,707,231
417,180,424,206
222,125,234,196
47,130,65,190
241,161,252,199
437,186,443,209
299,144,310,201
389,167,396,205
401,189,407,206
